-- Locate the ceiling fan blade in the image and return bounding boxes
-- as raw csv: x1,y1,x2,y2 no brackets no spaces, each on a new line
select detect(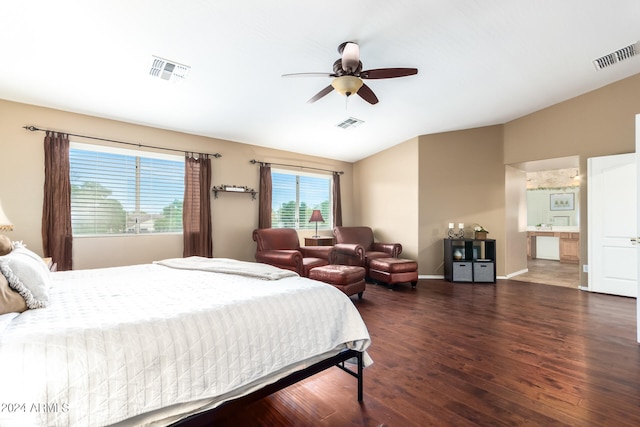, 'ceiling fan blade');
357,83,379,105
282,72,334,78
341,42,360,73
360,68,418,79
307,85,334,103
